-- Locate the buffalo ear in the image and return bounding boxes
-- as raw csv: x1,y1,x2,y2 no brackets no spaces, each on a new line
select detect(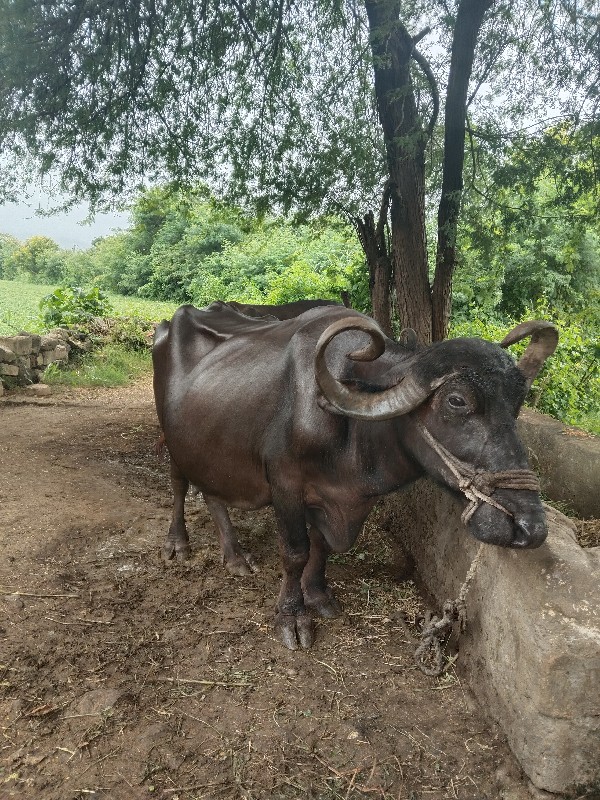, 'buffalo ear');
399,328,418,350
500,321,558,390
